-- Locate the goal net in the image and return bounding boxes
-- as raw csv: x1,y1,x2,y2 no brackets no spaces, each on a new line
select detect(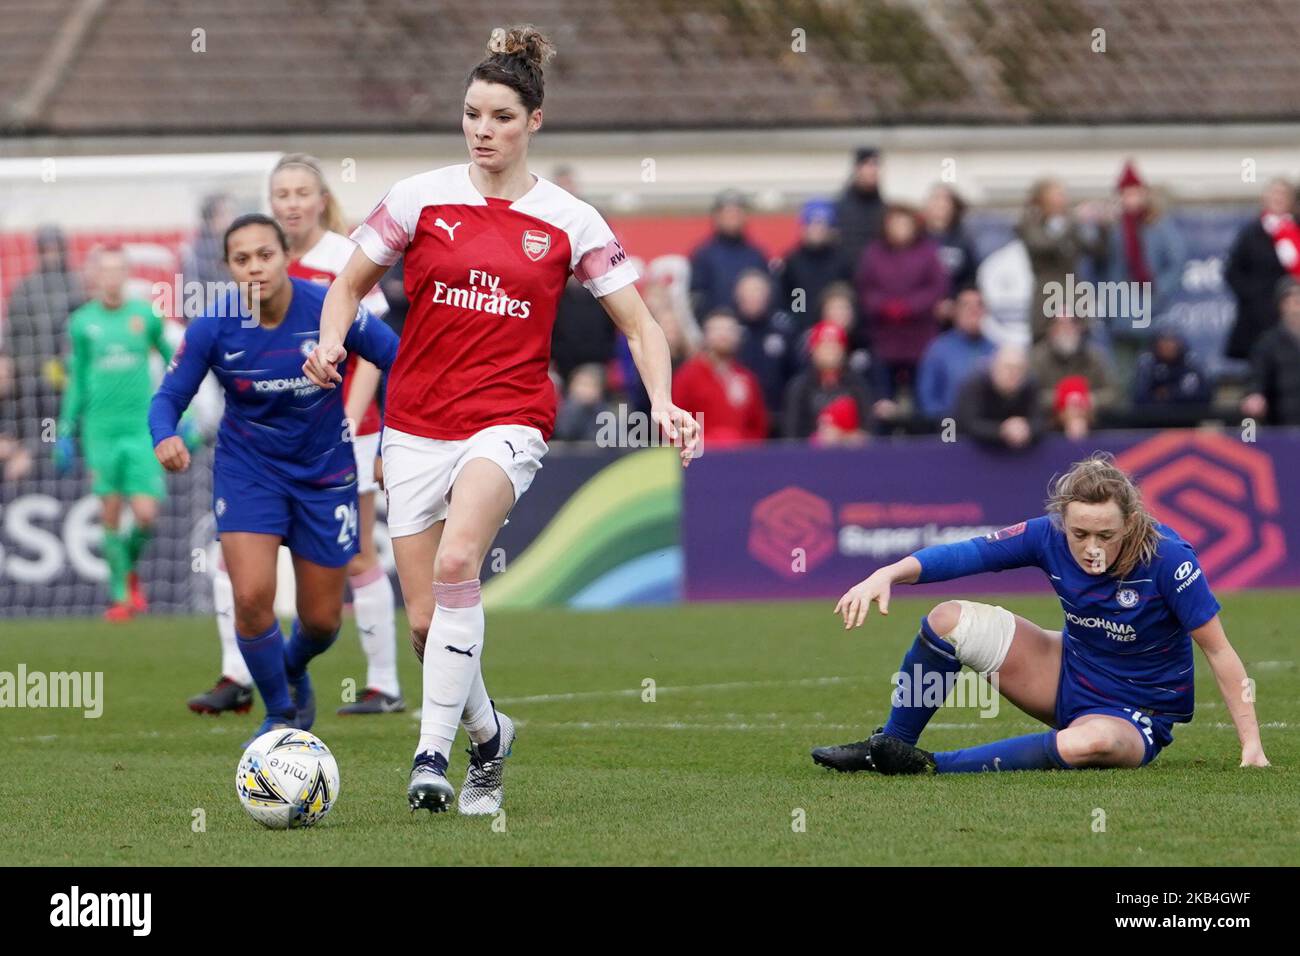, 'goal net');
0,152,281,617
